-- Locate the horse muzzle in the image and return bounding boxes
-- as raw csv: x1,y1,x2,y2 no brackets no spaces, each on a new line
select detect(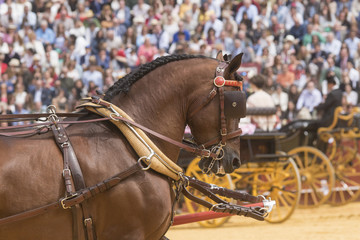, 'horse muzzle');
222,147,241,173
198,145,241,176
